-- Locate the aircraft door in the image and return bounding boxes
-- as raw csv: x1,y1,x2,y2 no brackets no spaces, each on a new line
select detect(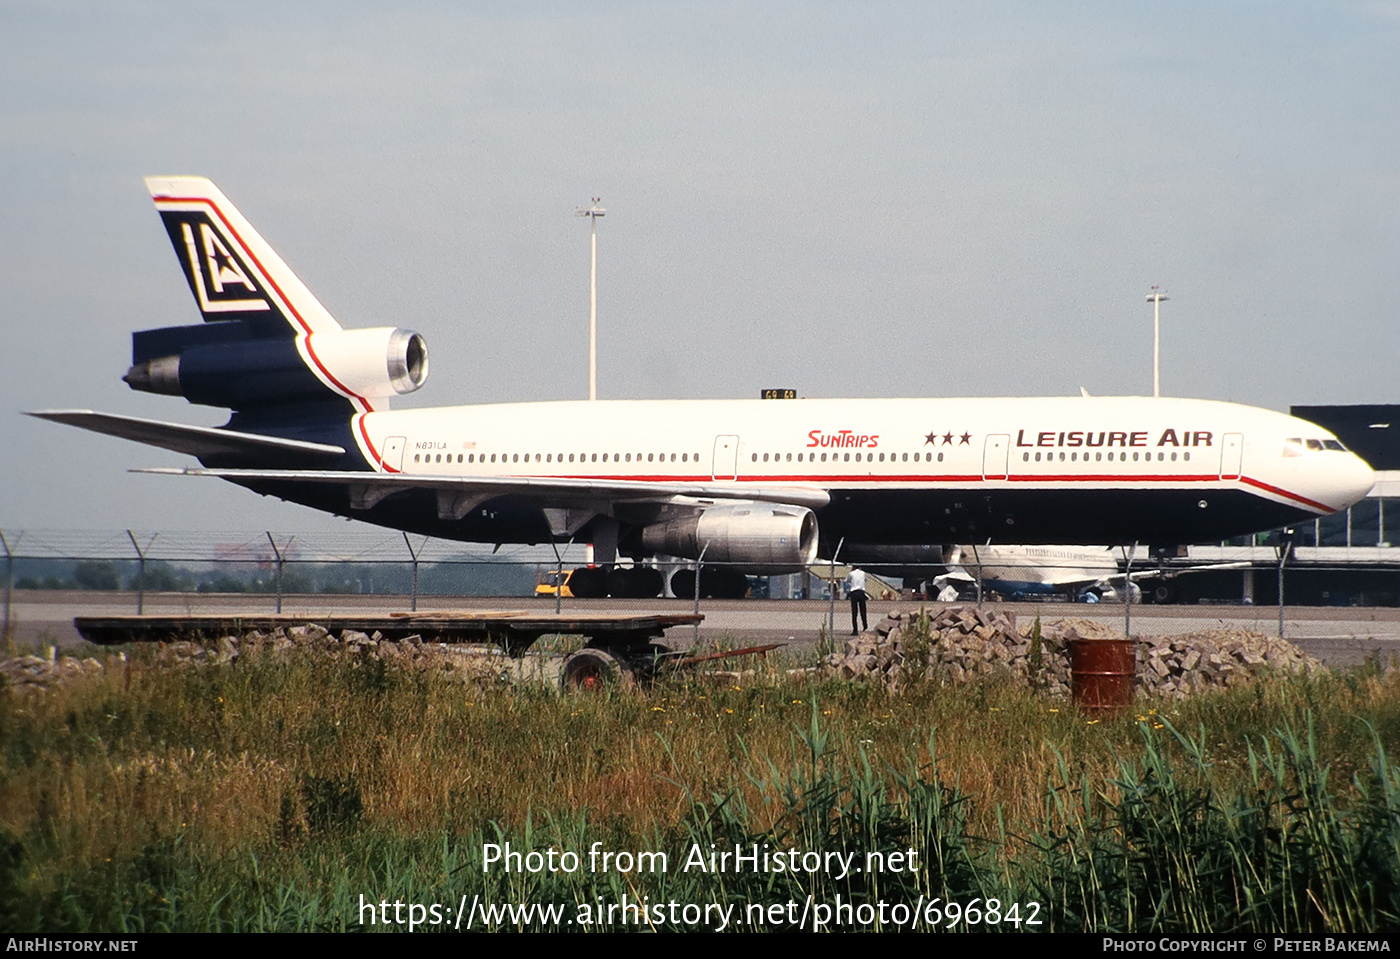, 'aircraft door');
1219,433,1243,480
982,434,1010,480
382,436,406,472
713,435,739,480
